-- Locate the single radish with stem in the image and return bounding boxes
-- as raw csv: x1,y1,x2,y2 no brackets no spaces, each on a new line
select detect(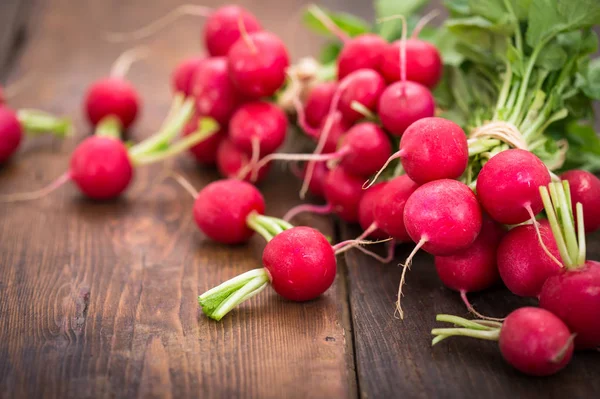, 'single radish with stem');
377,15,435,136
171,56,205,95
539,181,600,349
435,216,506,319
560,170,600,233
0,106,71,164
216,138,272,183
104,5,262,57
84,46,148,131
367,117,468,187
337,69,386,123
0,95,218,201
431,308,575,376
253,122,391,179
397,179,482,318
